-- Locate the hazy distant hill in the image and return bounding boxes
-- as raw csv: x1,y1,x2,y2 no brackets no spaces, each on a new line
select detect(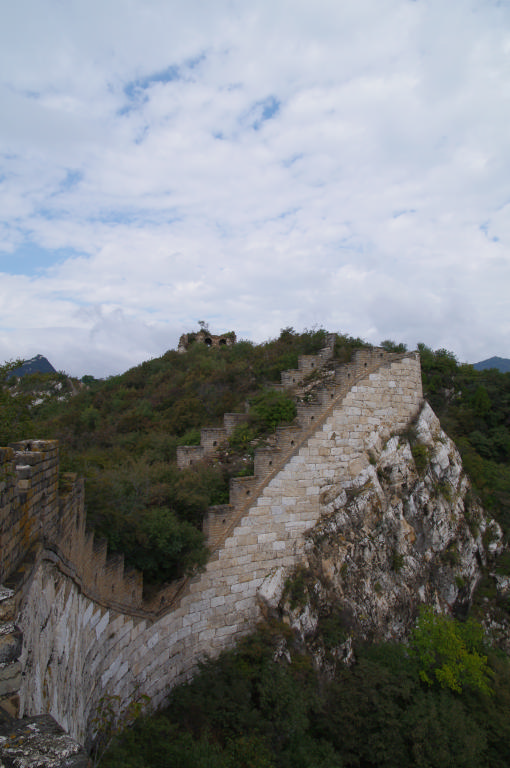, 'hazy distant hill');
10,355,56,377
473,356,510,373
